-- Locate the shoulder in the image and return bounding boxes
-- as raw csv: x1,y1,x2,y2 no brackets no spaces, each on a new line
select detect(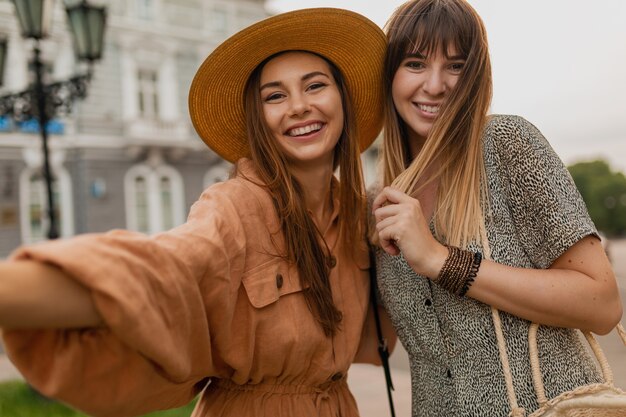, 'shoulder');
483,114,551,159
485,114,534,130
484,114,542,143
198,174,271,218
189,159,273,227
205,175,265,200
